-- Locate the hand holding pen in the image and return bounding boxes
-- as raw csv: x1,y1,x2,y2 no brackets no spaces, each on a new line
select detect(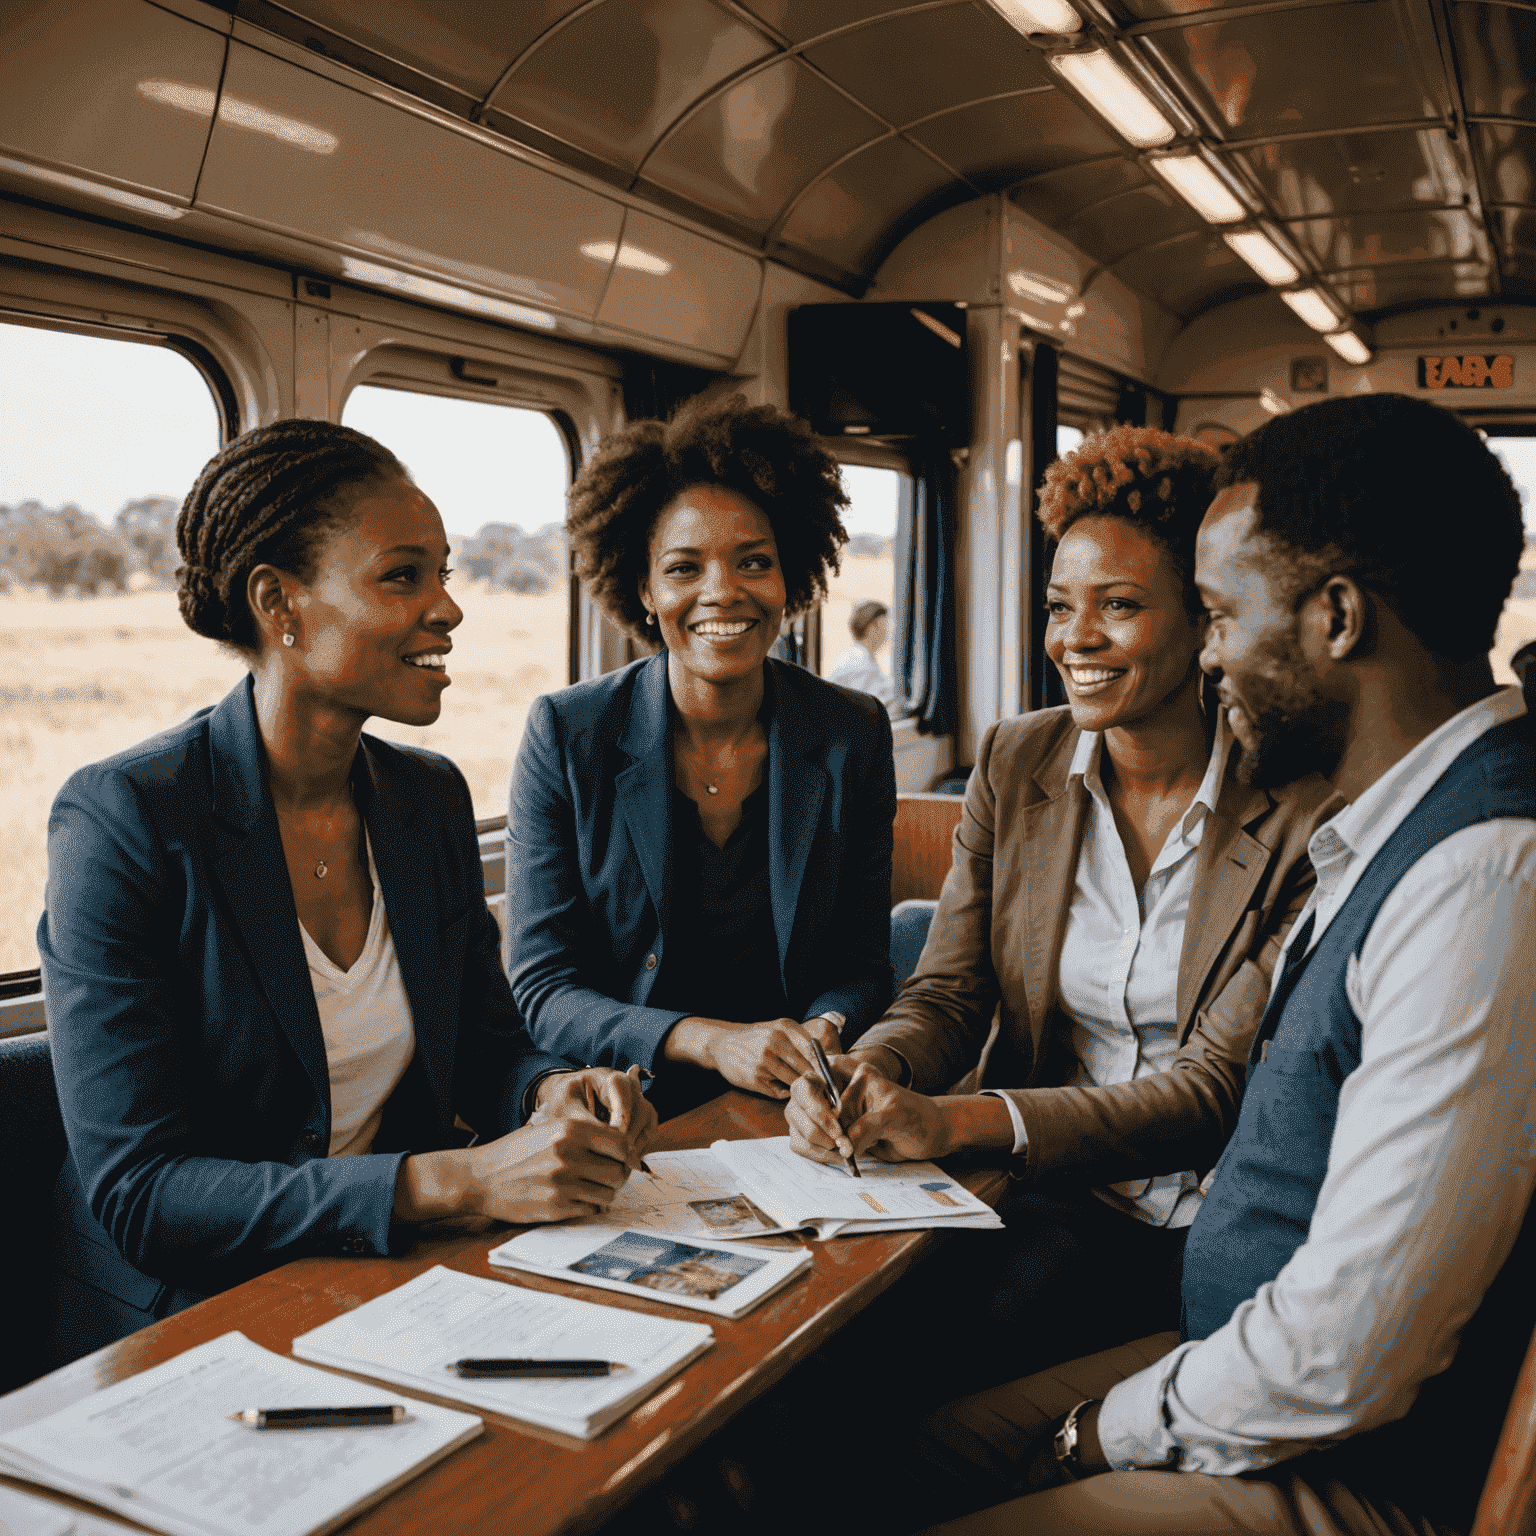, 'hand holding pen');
808,1039,861,1179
